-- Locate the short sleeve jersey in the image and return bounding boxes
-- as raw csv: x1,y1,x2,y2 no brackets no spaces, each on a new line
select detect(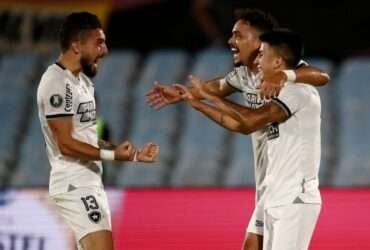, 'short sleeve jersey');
37,63,103,195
